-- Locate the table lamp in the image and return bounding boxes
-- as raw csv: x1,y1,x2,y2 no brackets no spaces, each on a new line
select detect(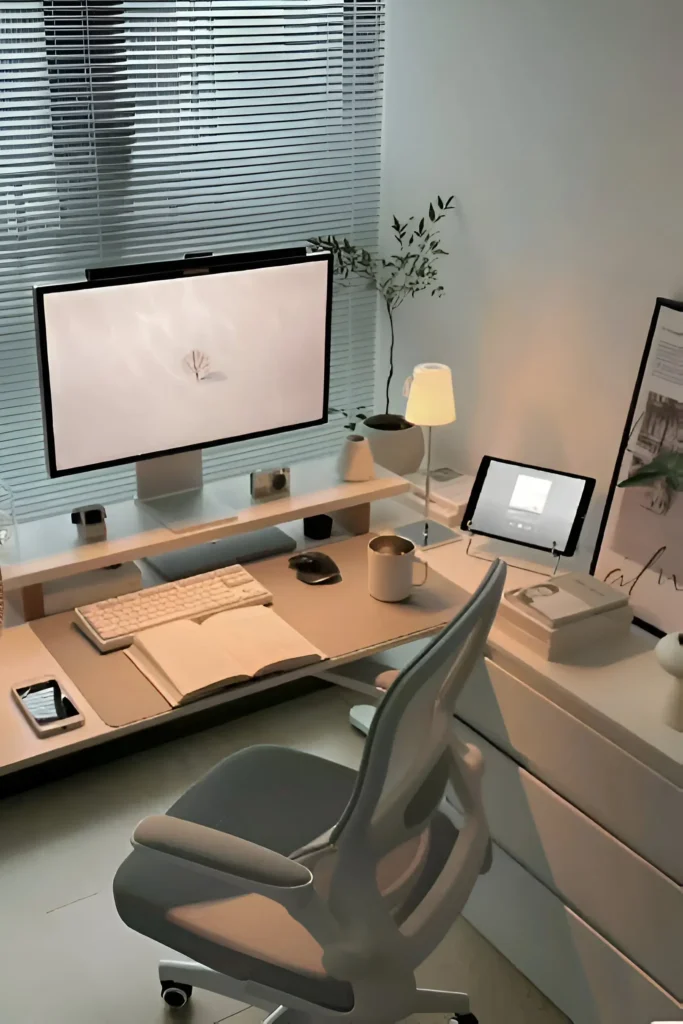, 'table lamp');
398,362,459,550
